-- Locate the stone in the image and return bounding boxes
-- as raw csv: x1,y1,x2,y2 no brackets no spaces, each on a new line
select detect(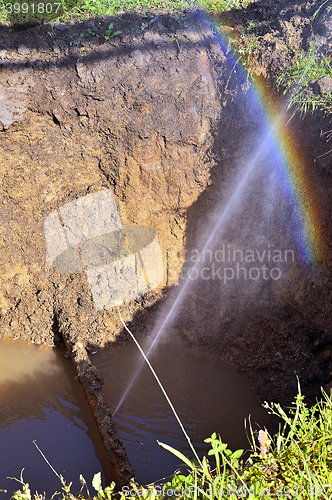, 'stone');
313,75,332,95
17,44,30,55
